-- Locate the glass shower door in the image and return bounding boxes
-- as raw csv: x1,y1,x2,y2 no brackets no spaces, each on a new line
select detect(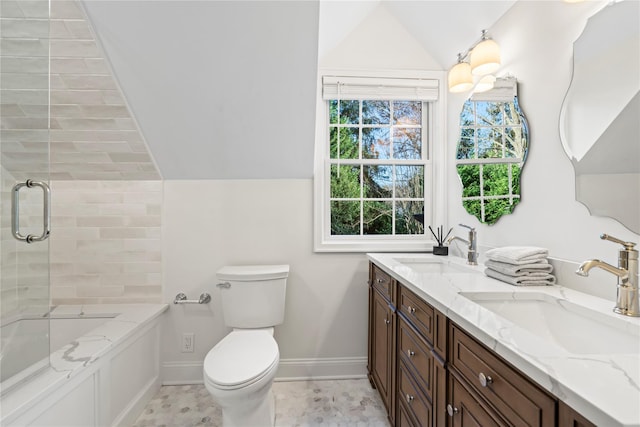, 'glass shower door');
0,0,51,392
